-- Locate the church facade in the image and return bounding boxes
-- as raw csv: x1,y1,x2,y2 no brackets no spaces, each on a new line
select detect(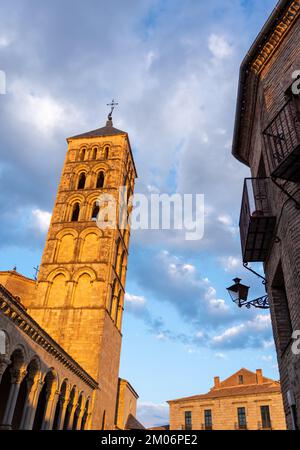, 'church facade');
0,116,141,430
